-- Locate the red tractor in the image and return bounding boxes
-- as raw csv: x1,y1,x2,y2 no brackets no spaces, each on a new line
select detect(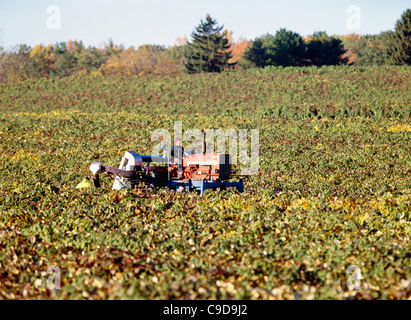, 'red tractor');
89,137,245,194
